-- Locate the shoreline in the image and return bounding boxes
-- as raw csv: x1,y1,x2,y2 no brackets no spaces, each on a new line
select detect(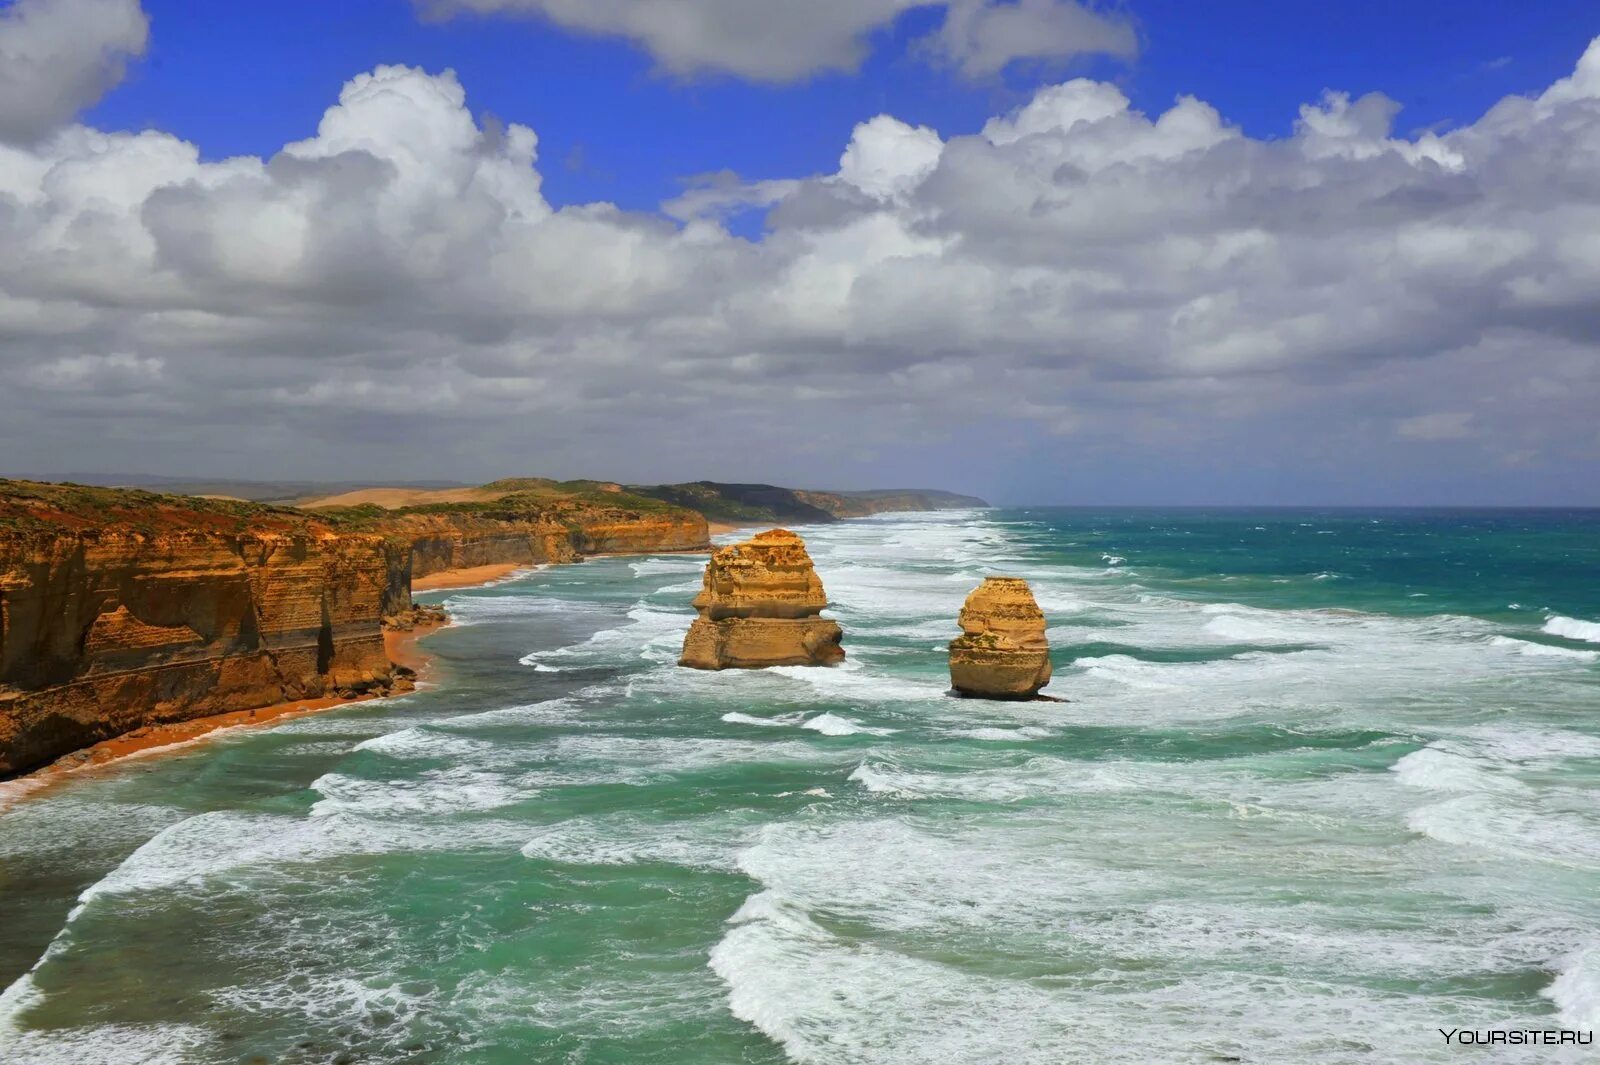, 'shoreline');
412,562,528,592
